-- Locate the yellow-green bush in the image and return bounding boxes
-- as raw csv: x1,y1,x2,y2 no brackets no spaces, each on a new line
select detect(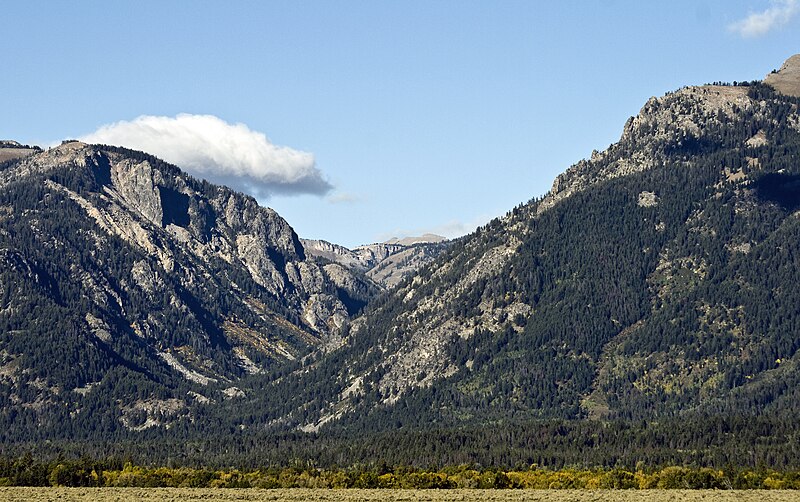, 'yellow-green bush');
5,456,800,490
